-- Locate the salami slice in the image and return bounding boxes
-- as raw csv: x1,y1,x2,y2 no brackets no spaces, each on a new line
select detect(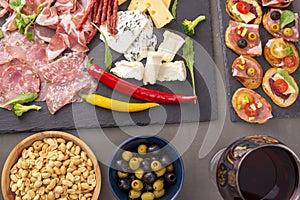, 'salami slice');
0,65,40,103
